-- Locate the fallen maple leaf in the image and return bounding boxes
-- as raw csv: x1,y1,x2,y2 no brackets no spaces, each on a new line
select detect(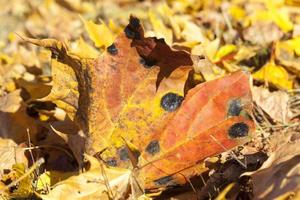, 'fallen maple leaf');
26,16,255,191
